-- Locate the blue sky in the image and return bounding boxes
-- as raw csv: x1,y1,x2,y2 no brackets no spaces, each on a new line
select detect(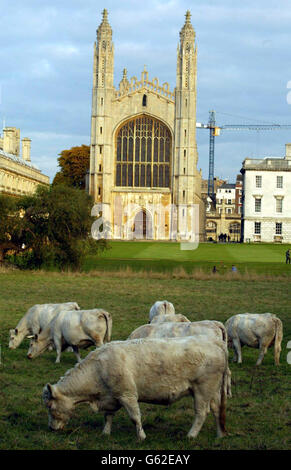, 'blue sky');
1,0,291,183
